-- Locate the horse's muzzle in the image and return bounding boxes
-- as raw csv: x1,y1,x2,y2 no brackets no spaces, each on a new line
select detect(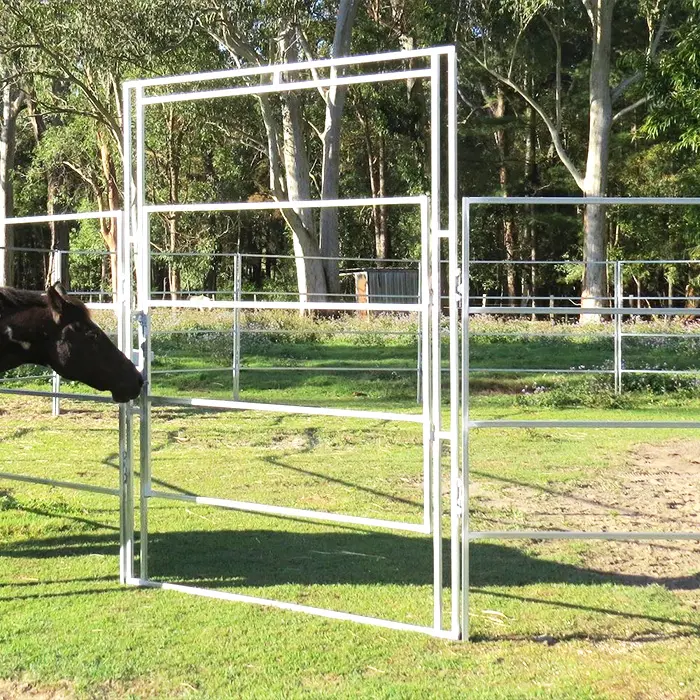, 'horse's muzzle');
112,371,144,403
